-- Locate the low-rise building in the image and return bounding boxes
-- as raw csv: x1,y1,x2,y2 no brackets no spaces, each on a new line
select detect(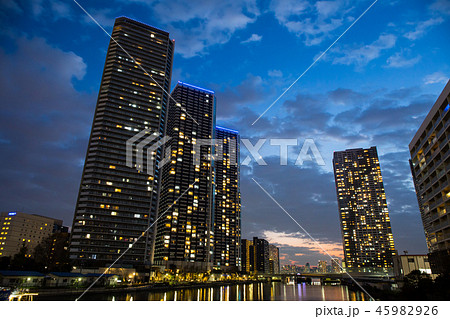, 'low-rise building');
0,211,64,258
0,270,45,287
393,254,433,279
47,272,86,287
